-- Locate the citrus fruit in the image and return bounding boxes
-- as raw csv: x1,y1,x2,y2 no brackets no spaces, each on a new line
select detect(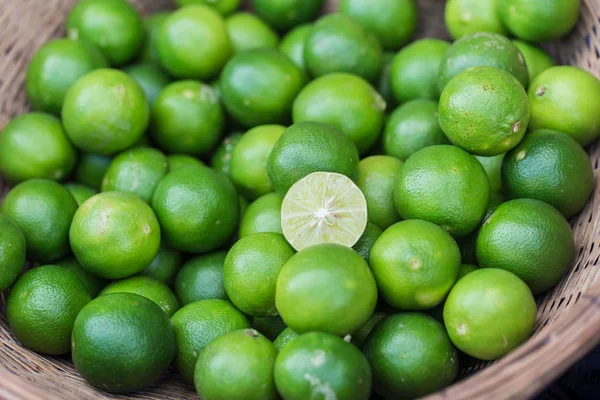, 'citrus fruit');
353,223,383,263
195,329,278,400
100,276,180,317
440,66,530,156
444,0,508,39
230,125,286,199
123,63,171,105
394,145,490,238
476,198,574,294
304,13,382,82
239,192,283,238
292,73,386,154
428,263,479,323
157,5,232,79
139,12,171,65
151,165,240,253
499,0,579,42
26,39,108,114
225,233,294,316
55,256,108,297
377,52,396,108
475,154,504,193
253,316,287,341
281,172,368,251
512,40,555,82
139,242,183,285
382,99,449,161
340,0,417,50
72,293,176,392
171,299,251,383
7,265,91,355
364,313,458,399
1,179,78,262
390,38,451,103
176,0,240,16
226,12,279,53
70,191,161,279
438,32,529,91
0,215,26,291
168,154,206,172
62,69,149,155
221,48,305,127
352,312,385,347
66,0,144,66
273,327,298,350
528,66,600,146
356,156,403,230
74,153,112,189
0,112,76,183
278,24,311,73
274,332,372,400
175,252,228,305
444,268,537,360
276,243,377,335
370,219,461,310
503,129,593,218
64,183,98,206
253,0,324,31
211,133,242,176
